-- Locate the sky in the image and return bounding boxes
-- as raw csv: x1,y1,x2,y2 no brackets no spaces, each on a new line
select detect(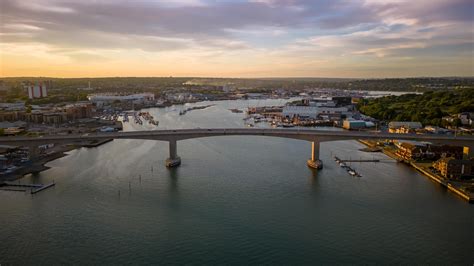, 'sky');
0,0,473,78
